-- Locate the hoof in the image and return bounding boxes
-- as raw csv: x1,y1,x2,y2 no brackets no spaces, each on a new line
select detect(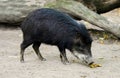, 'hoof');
20,60,24,63
41,58,46,61
62,61,70,65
